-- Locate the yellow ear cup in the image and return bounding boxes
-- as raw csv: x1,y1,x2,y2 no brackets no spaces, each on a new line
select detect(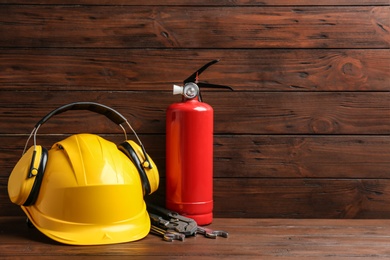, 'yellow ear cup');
128,140,159,194
121,140,159,195
8,146,46,206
